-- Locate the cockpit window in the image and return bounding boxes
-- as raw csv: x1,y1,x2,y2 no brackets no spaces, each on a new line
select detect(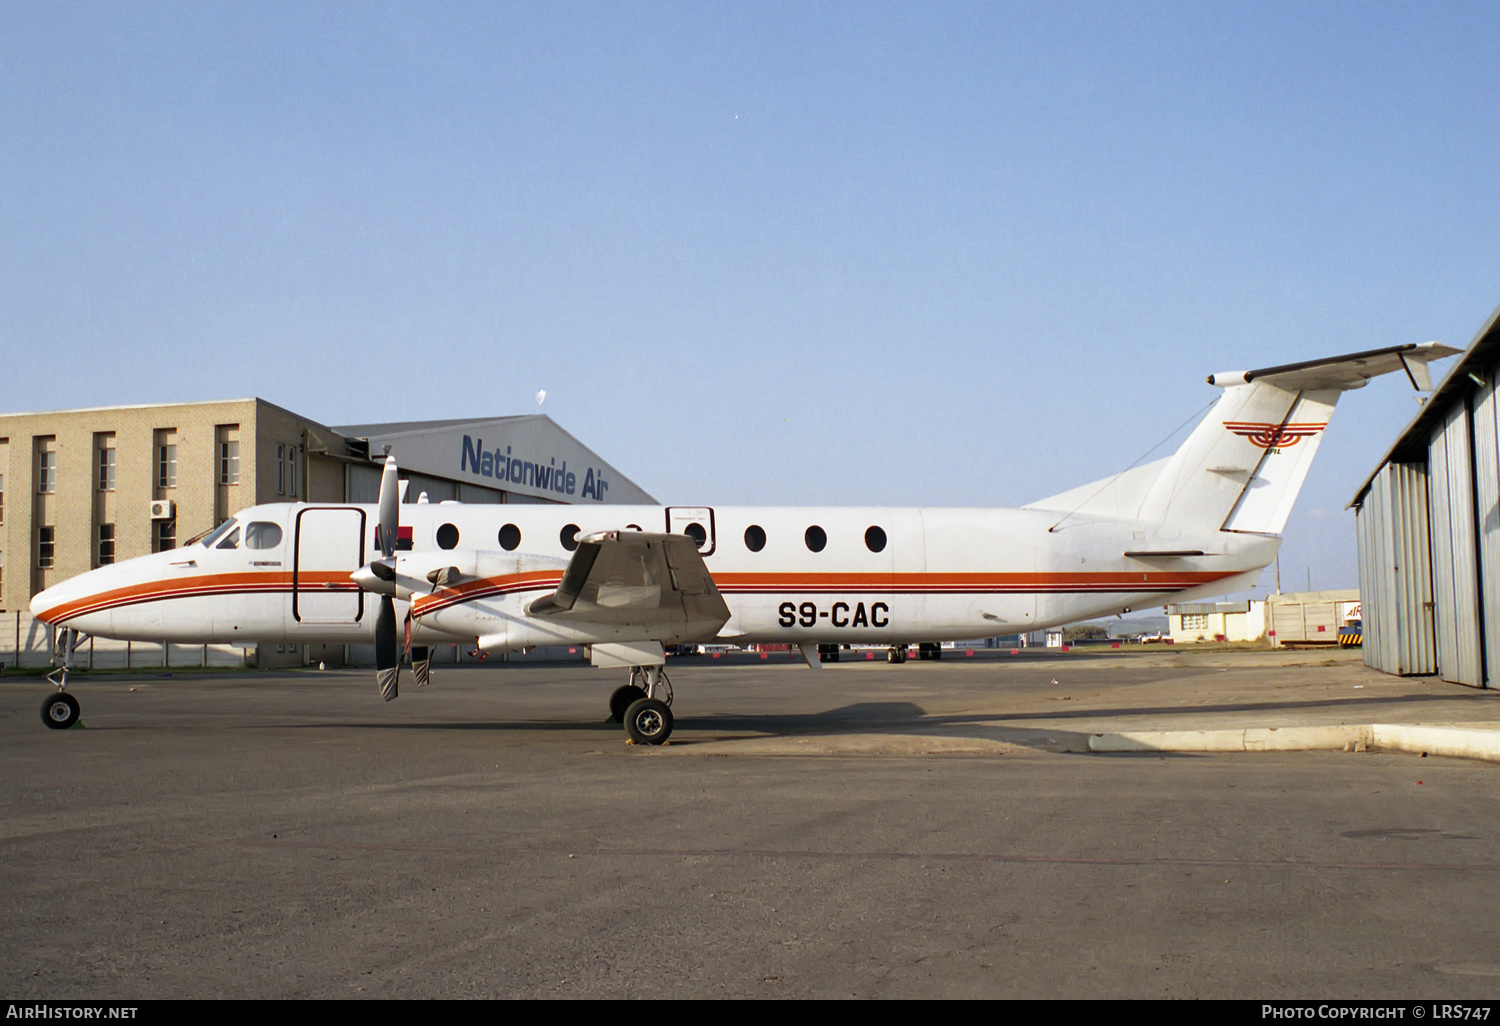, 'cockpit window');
196,519,238,548
245,522,283,550
215,527,241,550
